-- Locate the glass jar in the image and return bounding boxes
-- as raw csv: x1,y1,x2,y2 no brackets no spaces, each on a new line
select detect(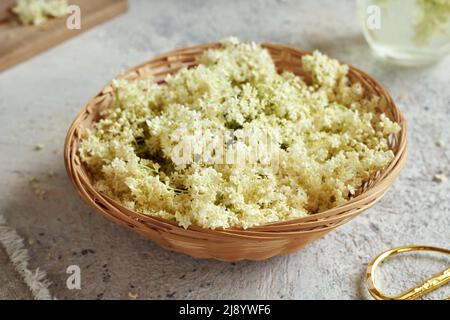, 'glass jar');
357,0,450,66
